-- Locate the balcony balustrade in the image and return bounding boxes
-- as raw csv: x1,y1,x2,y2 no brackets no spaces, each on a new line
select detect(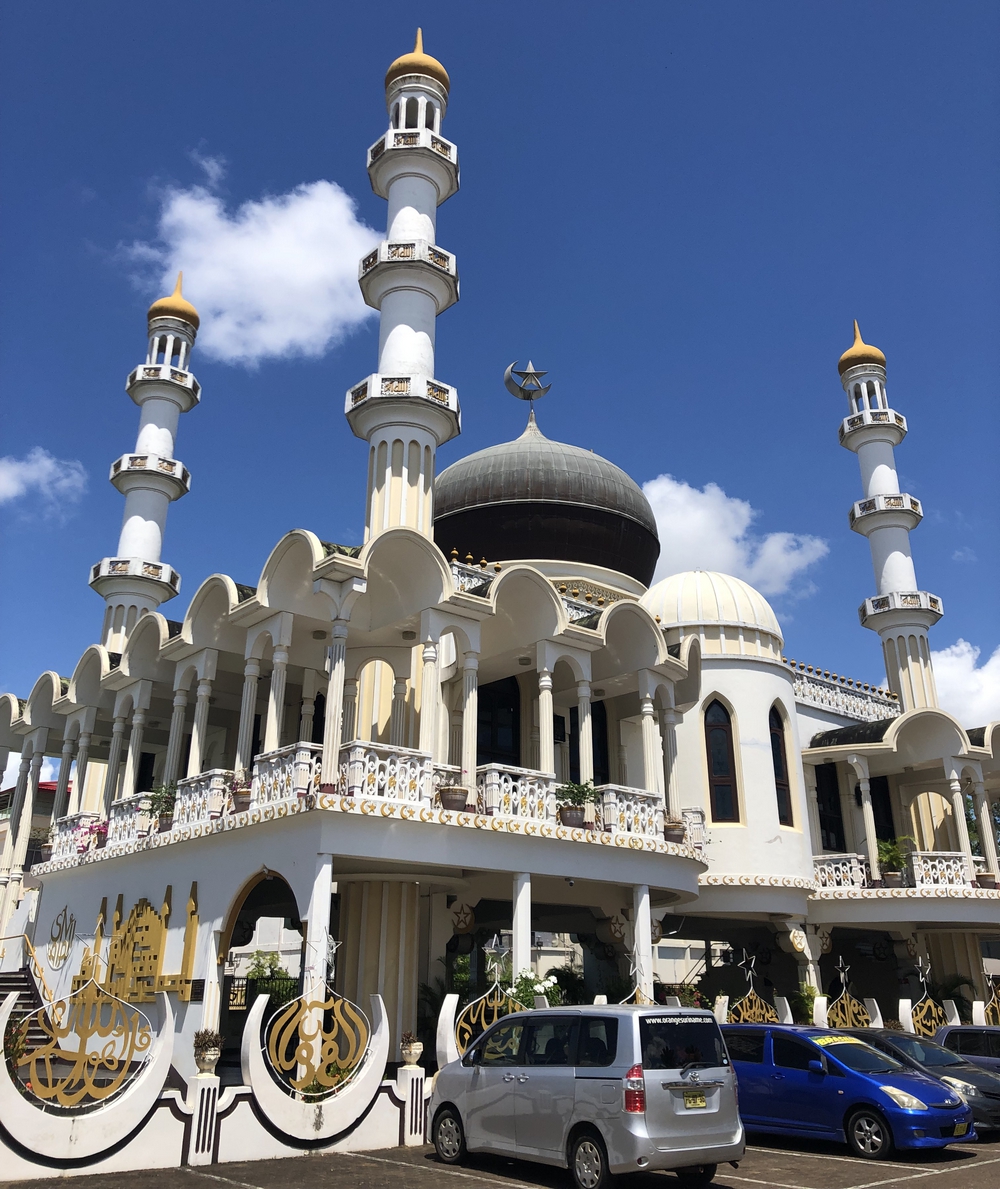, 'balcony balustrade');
173,769,231,827
106,796,152,849
339,740,432,803
910,851,972,887
251,742,323,807
477,763,555,820
49,812,100,860
814,853,871,888
594,785,663,838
